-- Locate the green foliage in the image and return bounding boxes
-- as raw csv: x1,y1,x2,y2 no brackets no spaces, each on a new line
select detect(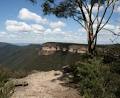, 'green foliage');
0,43,85,71
41,0,117,18
29,0,36,2
0,67,9,87
69,57,120,98
0,66,28,98
0,67,14,98
0,81,14,98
